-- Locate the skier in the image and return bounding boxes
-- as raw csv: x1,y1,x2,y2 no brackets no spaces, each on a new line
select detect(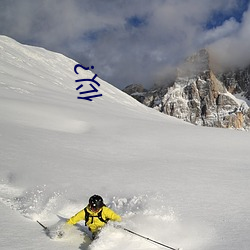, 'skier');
66,194,121,239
